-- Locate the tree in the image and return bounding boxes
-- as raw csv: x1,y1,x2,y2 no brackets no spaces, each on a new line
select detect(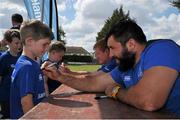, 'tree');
96,6,131,41
171,0,180,10
58,25,66,44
